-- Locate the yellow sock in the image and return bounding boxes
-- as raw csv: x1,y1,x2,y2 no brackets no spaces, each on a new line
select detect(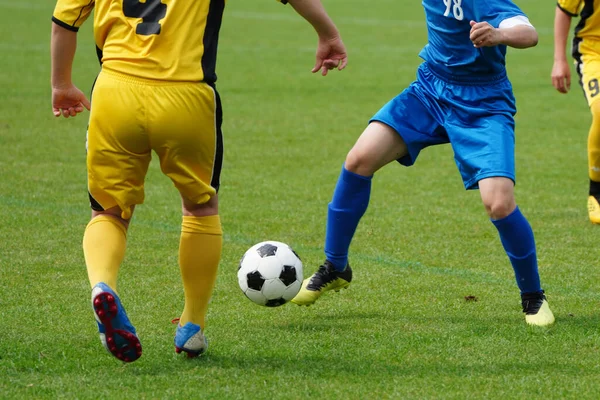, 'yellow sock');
588,102,600,182
178,215,222,329
83,215,127,291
